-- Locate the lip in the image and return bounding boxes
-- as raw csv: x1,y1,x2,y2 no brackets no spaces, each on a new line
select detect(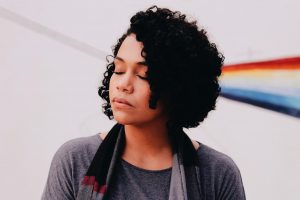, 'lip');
112,97,133,107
